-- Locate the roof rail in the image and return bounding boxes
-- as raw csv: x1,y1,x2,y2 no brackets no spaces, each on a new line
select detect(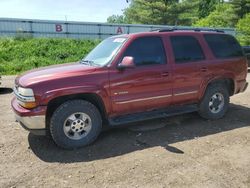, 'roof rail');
152,27,225,33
